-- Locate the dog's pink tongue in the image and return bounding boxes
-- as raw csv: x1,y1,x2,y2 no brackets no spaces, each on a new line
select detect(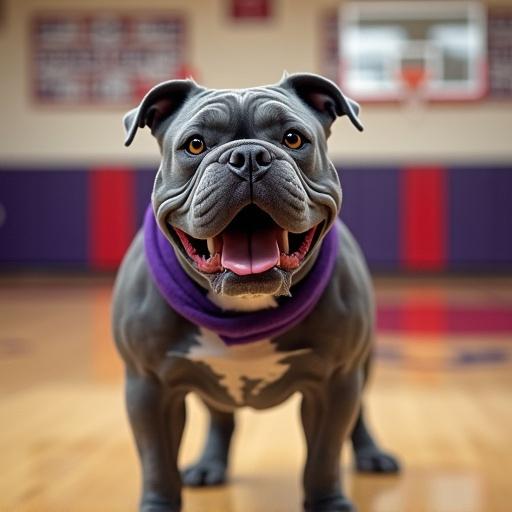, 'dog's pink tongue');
221,228,280,276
